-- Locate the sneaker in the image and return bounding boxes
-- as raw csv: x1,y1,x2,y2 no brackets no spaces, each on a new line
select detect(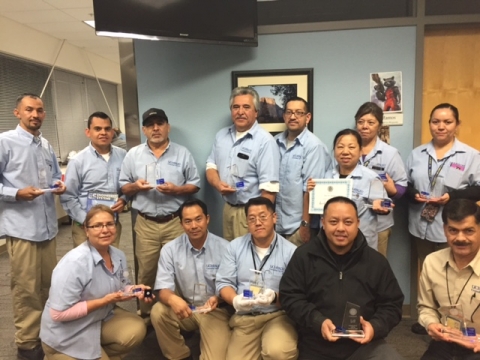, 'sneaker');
411,322,428,335
17,345,45,360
